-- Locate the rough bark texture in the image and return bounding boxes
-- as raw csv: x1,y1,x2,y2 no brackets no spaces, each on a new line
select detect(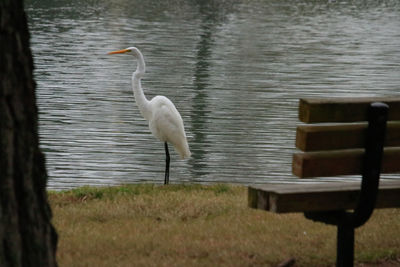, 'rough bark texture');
0,0,58,266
